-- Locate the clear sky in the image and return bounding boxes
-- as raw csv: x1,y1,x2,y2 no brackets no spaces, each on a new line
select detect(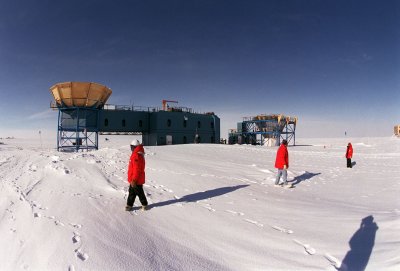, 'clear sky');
0,0,399,139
